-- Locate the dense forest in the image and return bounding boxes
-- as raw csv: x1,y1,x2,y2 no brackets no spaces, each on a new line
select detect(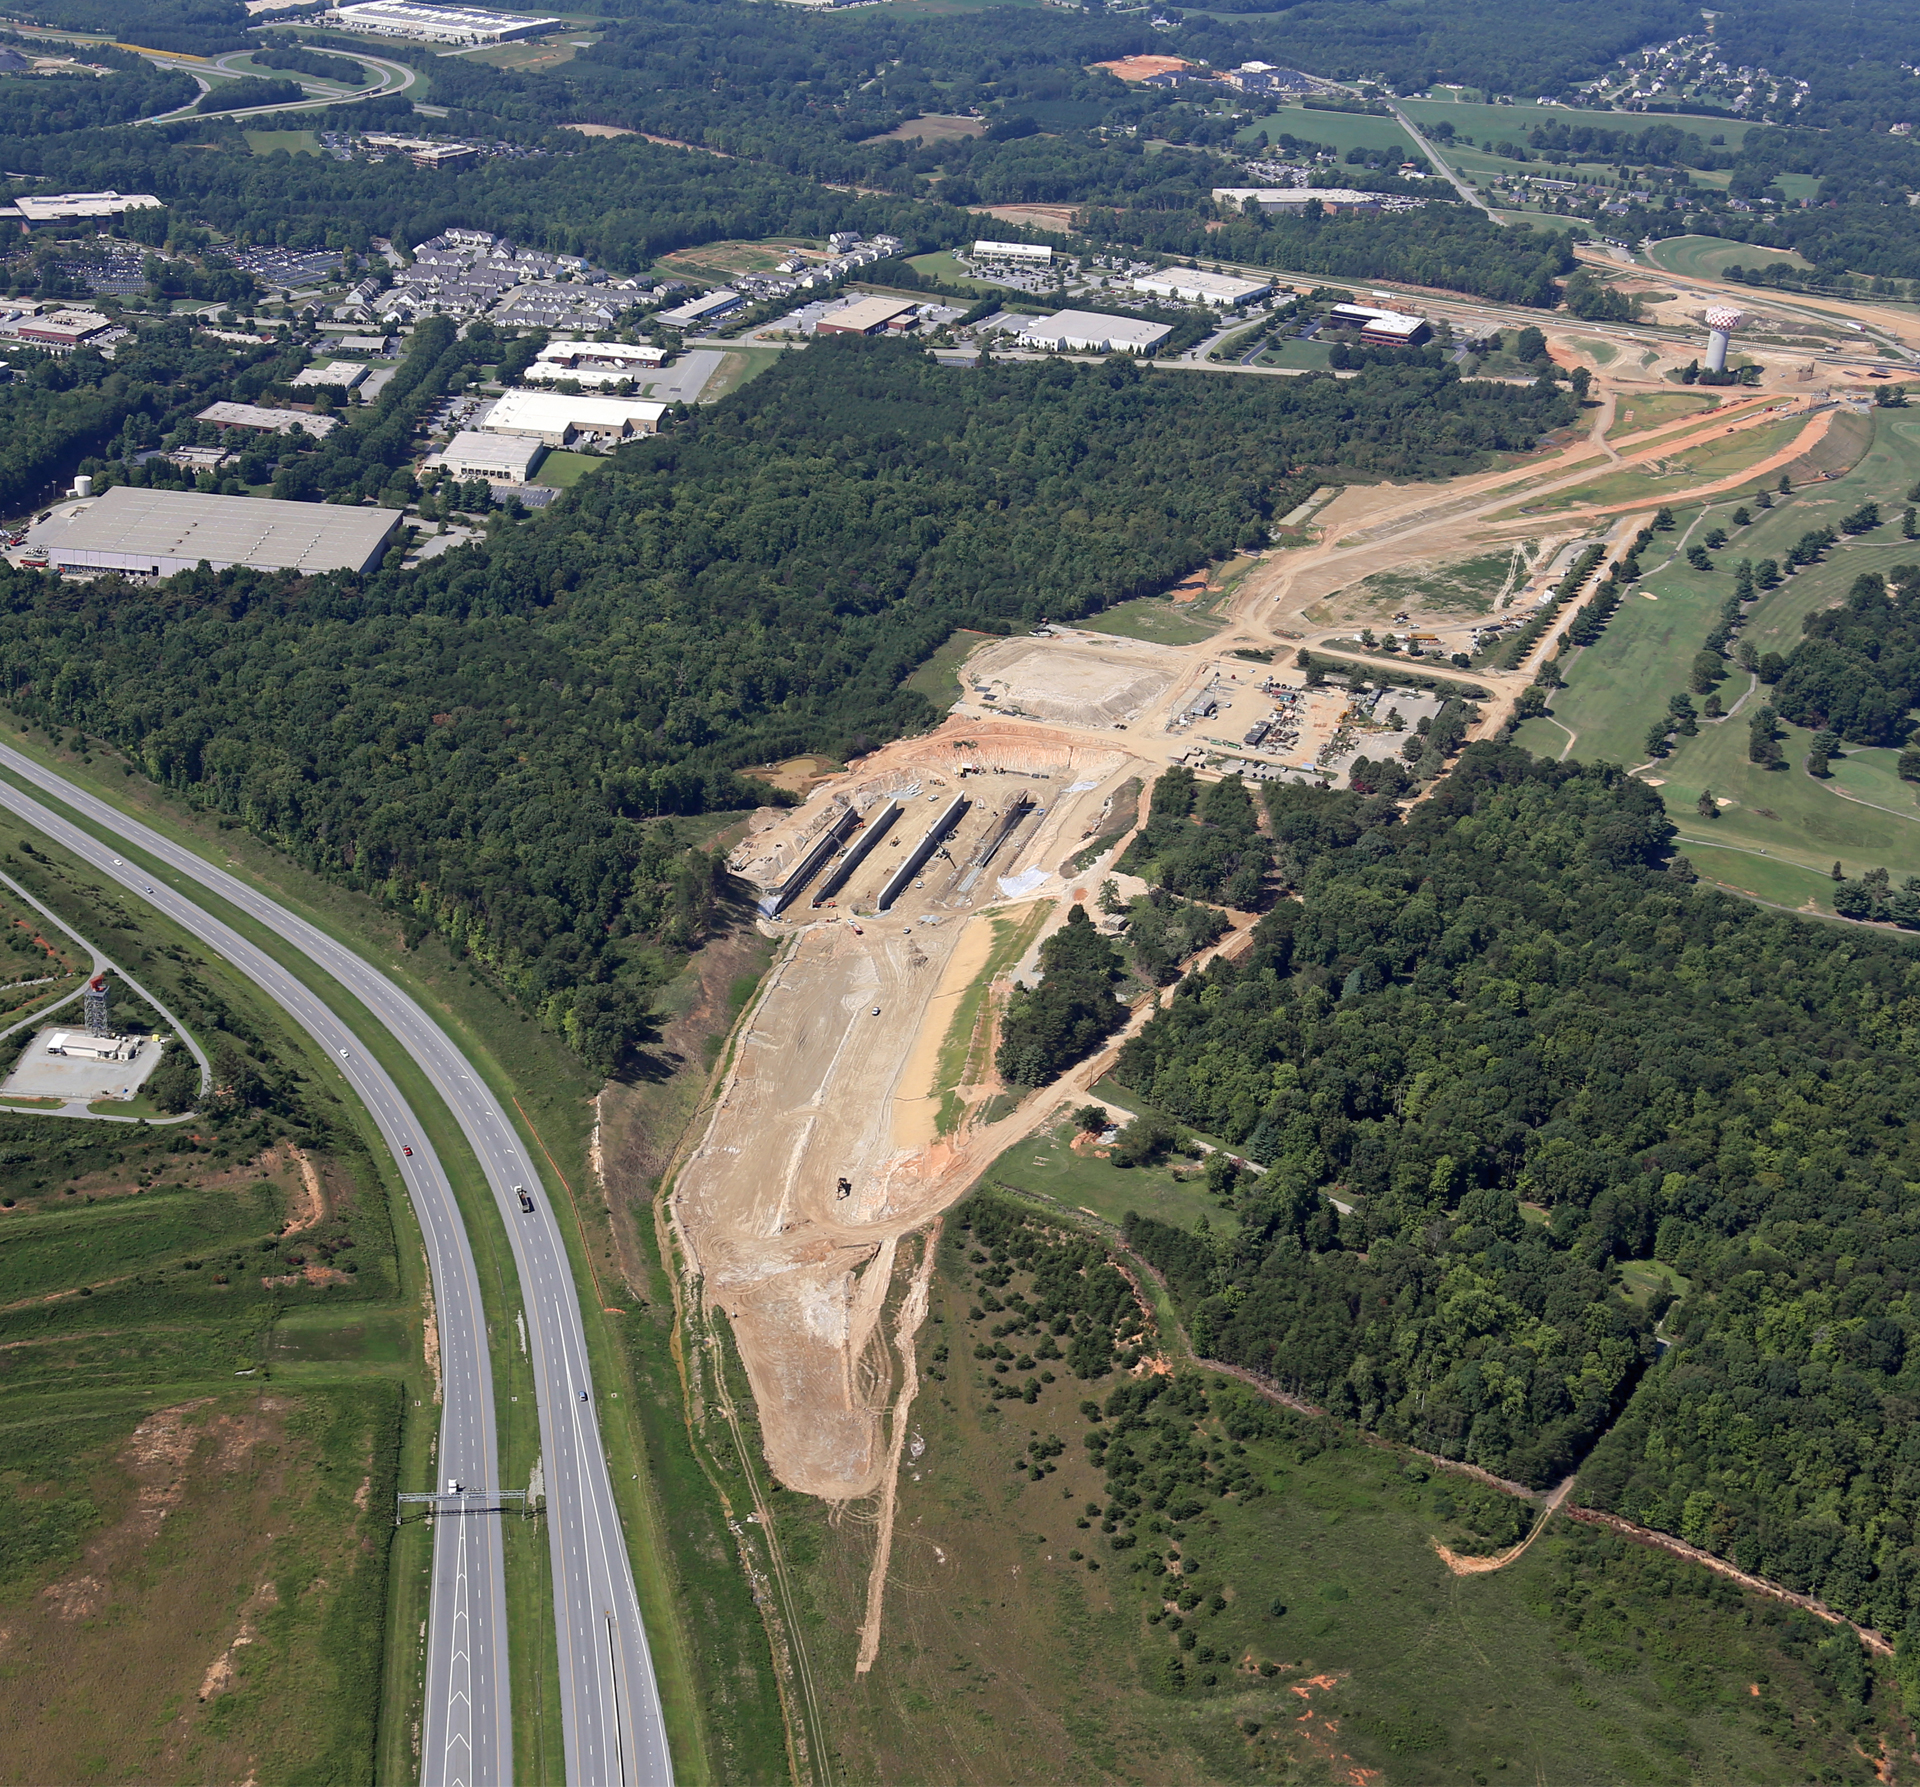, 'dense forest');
0,58,195,136
0,320,261,514
6,0,252,55
0,338,1571,1069
1114,744,1920,1633
995,905,1127,1088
